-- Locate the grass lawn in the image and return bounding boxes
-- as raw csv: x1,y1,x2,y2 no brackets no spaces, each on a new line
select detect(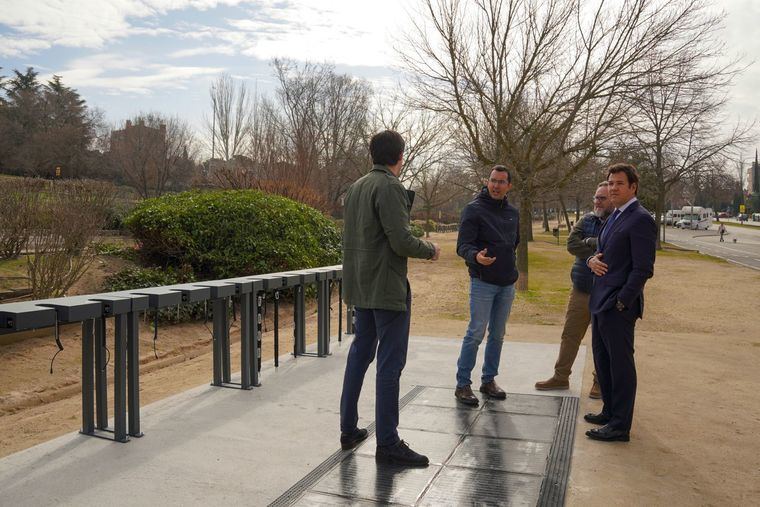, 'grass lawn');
0,256,29,291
